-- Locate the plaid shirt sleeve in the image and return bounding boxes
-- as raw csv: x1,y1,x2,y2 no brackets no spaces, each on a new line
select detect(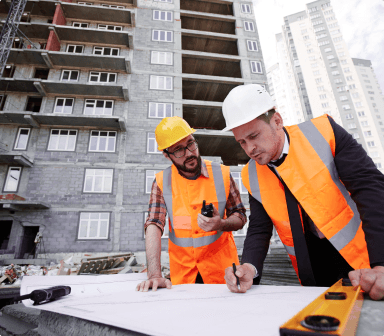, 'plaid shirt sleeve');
226,175,247,224
144,179,167,234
